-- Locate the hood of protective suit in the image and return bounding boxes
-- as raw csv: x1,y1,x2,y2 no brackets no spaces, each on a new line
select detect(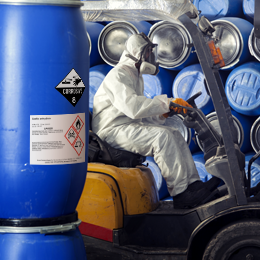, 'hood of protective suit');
118,33,159,75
